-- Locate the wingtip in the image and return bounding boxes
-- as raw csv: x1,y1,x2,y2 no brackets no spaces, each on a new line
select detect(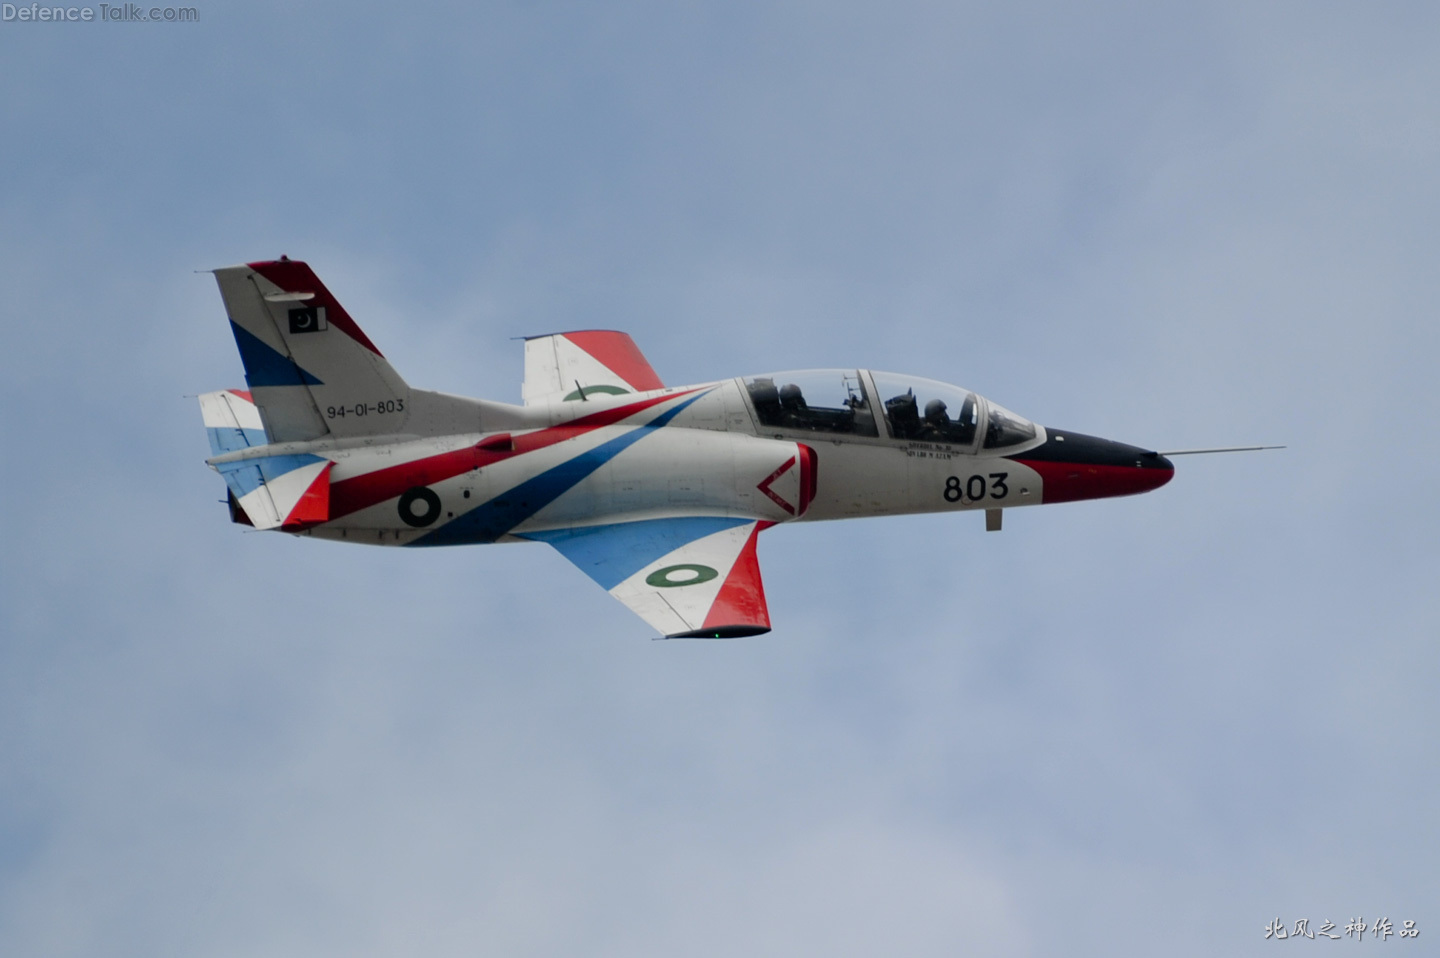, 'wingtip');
664,625,772,639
